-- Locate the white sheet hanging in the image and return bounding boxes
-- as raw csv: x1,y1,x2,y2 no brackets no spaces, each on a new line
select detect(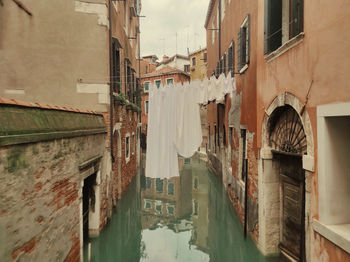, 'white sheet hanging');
146,73,236,179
